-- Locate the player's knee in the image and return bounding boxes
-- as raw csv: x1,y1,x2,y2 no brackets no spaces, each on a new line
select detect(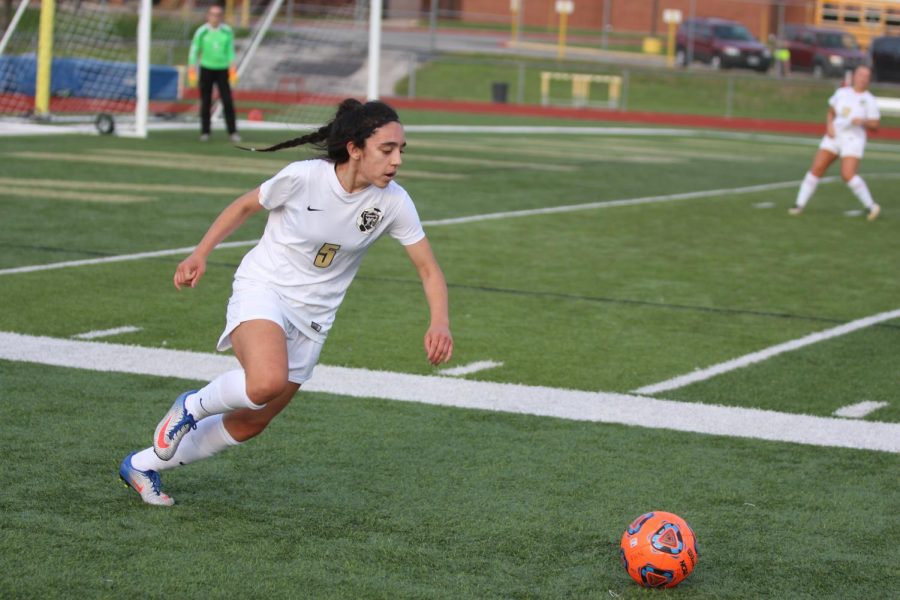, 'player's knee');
245,373,289,405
